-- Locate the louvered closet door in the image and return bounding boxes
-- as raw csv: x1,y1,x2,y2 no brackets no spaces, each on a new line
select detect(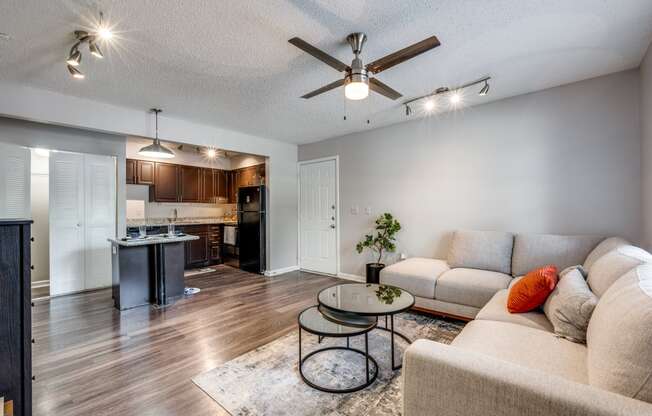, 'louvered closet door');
0,142,30,219
50,152,85,295
84,154,116,290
